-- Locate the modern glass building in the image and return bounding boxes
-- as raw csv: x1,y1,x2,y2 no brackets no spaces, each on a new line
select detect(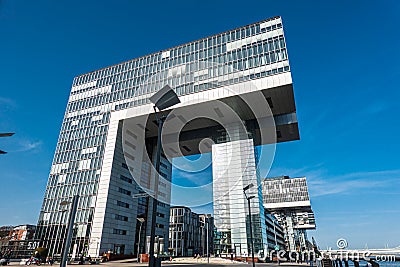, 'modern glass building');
35,15,299,258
